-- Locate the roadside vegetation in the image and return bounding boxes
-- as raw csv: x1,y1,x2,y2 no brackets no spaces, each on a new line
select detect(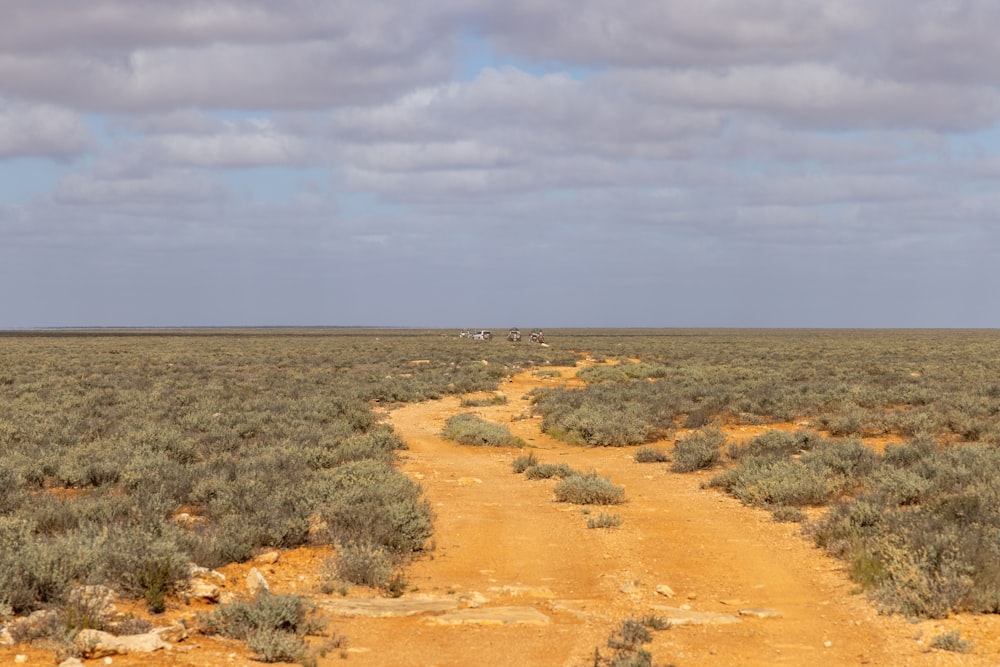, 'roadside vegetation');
441,413,525,447
531,329,1000,619
0,329,572,654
